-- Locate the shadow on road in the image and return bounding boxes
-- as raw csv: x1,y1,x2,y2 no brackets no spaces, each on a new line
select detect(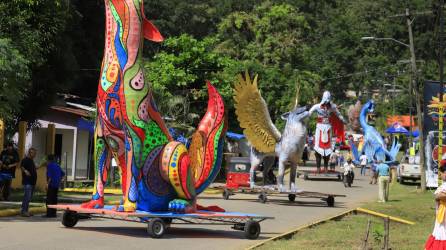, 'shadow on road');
65,225,274,240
